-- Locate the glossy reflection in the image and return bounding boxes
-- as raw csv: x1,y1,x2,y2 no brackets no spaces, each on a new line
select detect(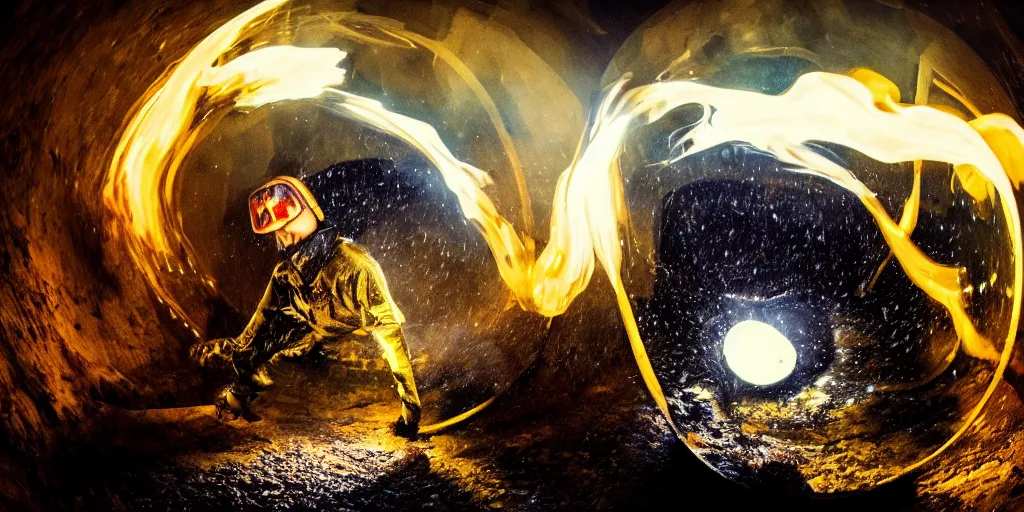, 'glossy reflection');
611,0,1023,494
